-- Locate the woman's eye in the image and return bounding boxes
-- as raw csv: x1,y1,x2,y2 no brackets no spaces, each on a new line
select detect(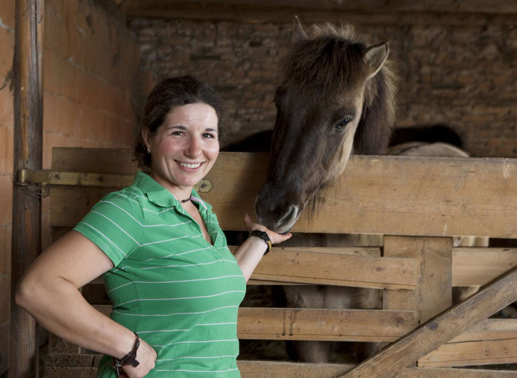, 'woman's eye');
171,131,184,136
335,118,352,130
